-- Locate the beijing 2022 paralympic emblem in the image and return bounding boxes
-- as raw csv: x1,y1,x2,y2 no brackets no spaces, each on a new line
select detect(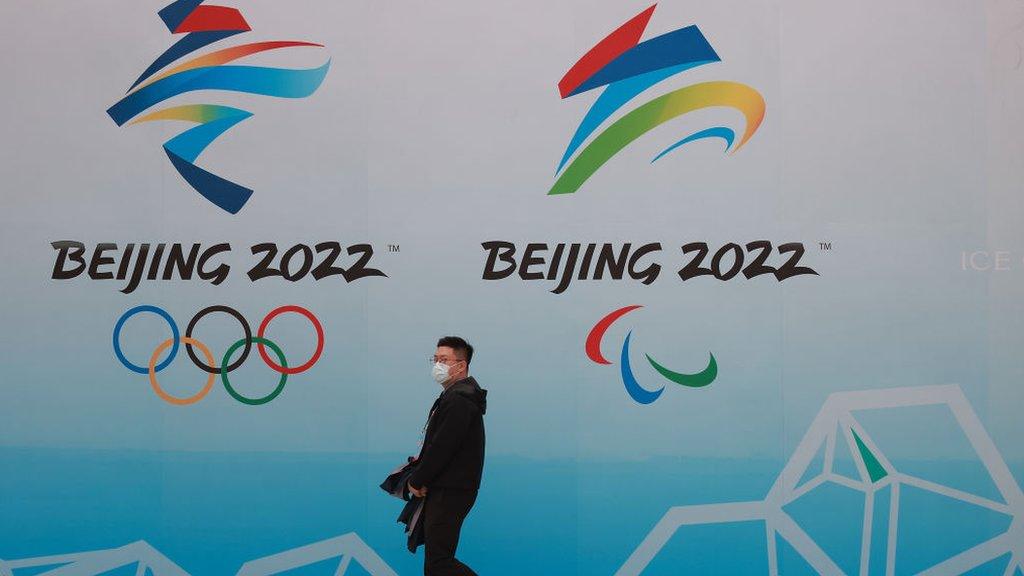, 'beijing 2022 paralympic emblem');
550,4,765,195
